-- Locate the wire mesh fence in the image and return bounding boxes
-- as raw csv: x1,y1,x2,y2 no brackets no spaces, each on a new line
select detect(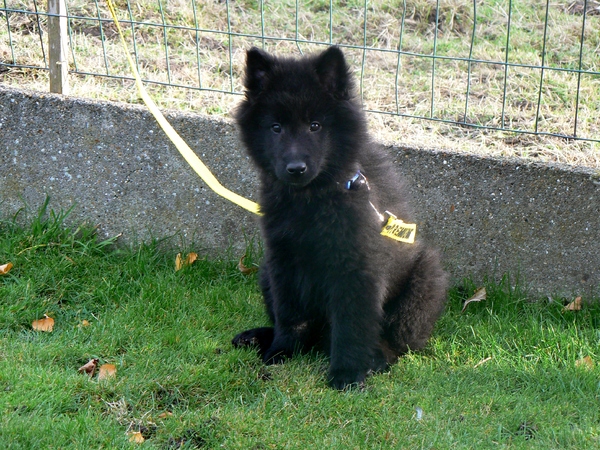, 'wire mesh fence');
1,0,600,144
